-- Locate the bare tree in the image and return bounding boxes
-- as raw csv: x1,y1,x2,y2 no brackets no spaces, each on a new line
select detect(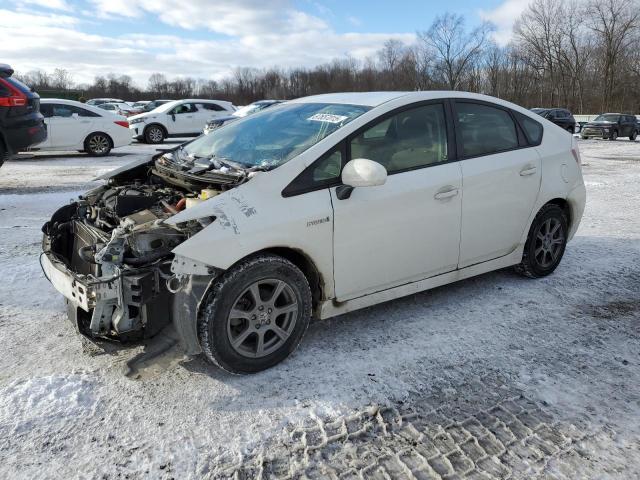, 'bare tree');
419,13,492,90
588,0,639,110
